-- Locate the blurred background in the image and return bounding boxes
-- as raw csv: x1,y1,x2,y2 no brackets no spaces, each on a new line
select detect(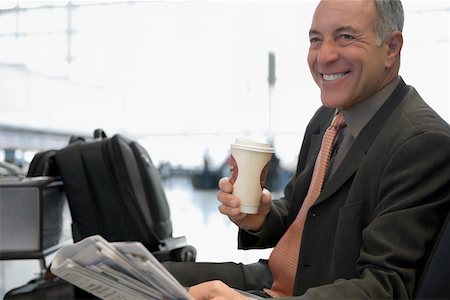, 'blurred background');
0,0,449,297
